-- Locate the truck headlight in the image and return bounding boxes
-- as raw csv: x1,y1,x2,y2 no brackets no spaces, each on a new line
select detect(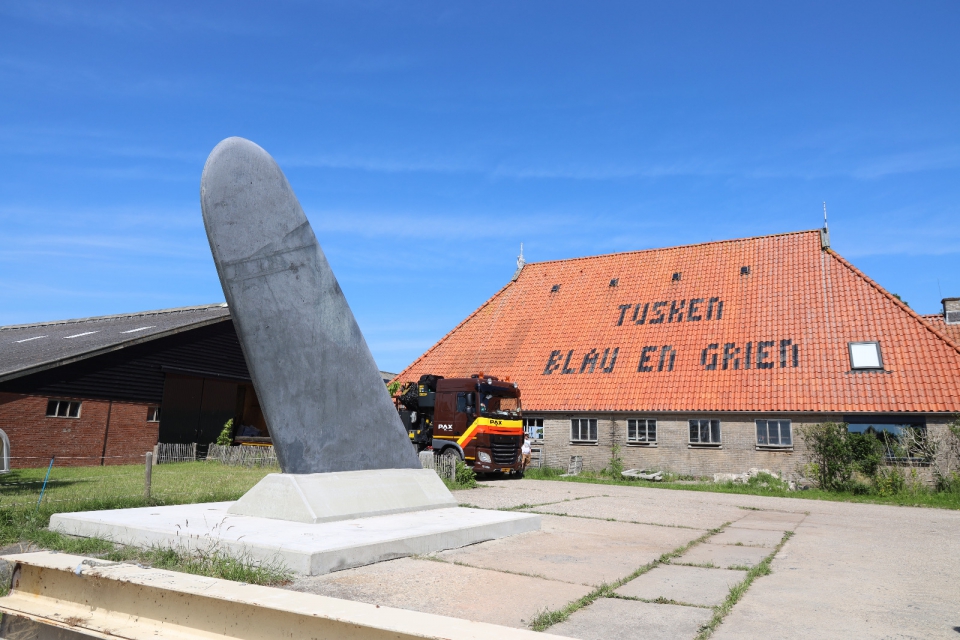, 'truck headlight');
478,451,491,463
